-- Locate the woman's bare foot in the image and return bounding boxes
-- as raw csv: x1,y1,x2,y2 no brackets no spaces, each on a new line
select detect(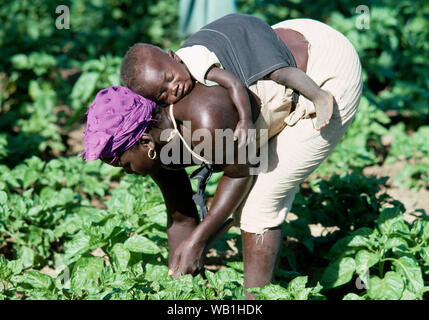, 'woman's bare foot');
314,90,334,130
